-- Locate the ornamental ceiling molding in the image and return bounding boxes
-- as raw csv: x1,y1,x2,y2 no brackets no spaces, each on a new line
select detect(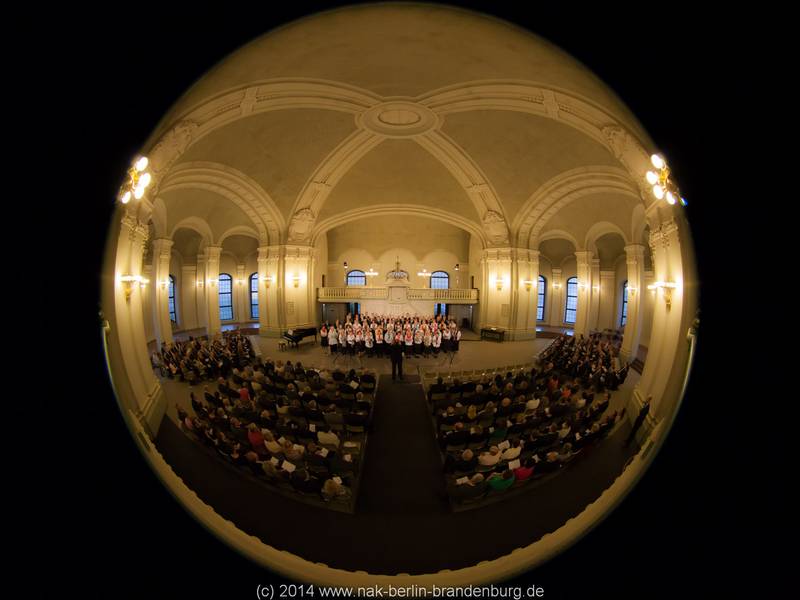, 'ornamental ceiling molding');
310,203,487,247
159,162,285,245
147,78,652,249
514,166,641,249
